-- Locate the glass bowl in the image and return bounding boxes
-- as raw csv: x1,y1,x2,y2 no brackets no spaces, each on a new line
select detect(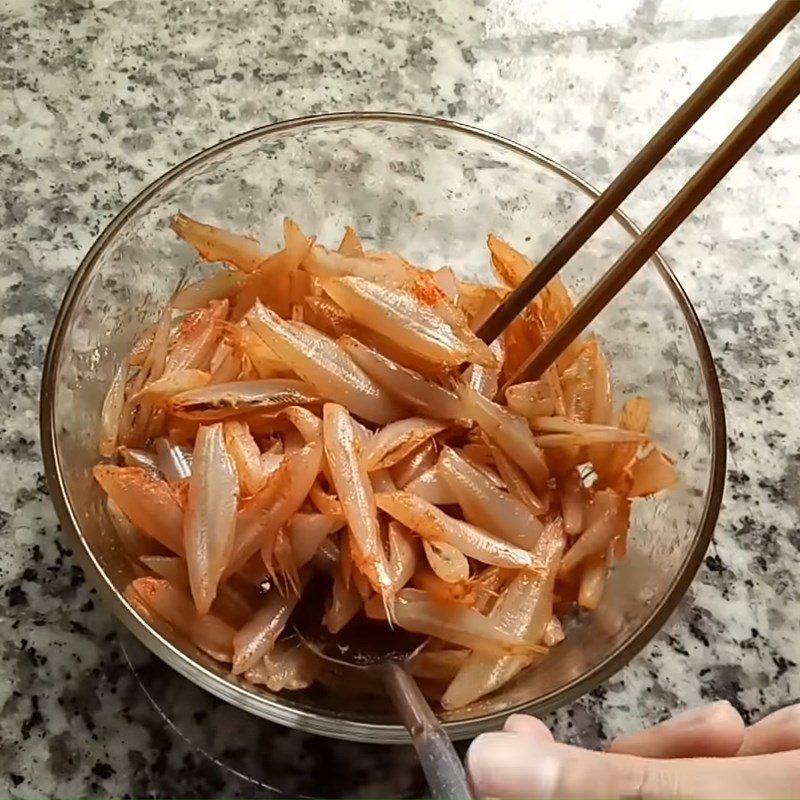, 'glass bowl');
40,112,725,743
